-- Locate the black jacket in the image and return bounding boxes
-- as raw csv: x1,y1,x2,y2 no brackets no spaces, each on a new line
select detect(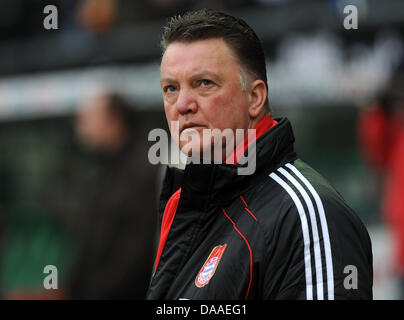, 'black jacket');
66,138,157,299
147,118,373,300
